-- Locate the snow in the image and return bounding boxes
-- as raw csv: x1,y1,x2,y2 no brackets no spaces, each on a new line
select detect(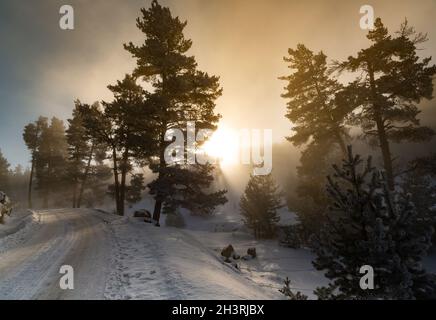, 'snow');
1,200,434,300
0,209,113,299
101,197,327,299
0,210,41,253
104,217,281,299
